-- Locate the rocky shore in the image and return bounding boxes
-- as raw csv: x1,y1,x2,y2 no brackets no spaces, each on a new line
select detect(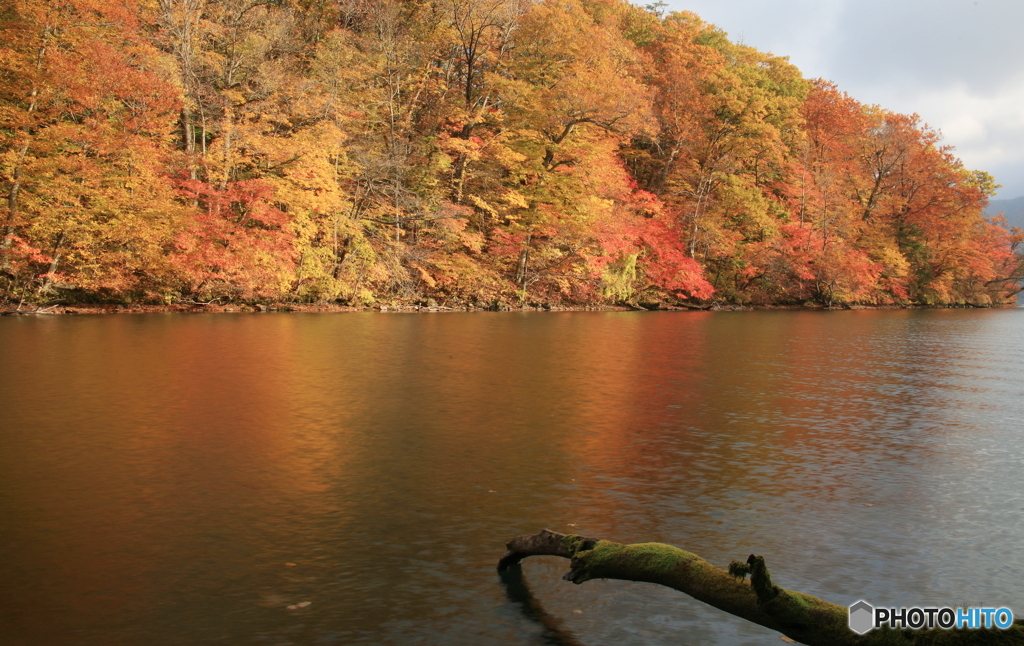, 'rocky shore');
2,301,1014,316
